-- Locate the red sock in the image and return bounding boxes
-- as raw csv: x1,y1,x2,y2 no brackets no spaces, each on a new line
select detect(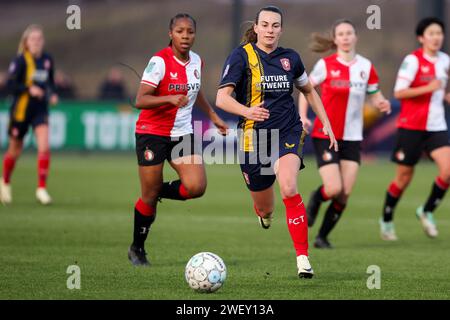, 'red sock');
38,152,50,188
135,198,156,216
2,153,16,184
179,183,191,199
283,194,308,257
